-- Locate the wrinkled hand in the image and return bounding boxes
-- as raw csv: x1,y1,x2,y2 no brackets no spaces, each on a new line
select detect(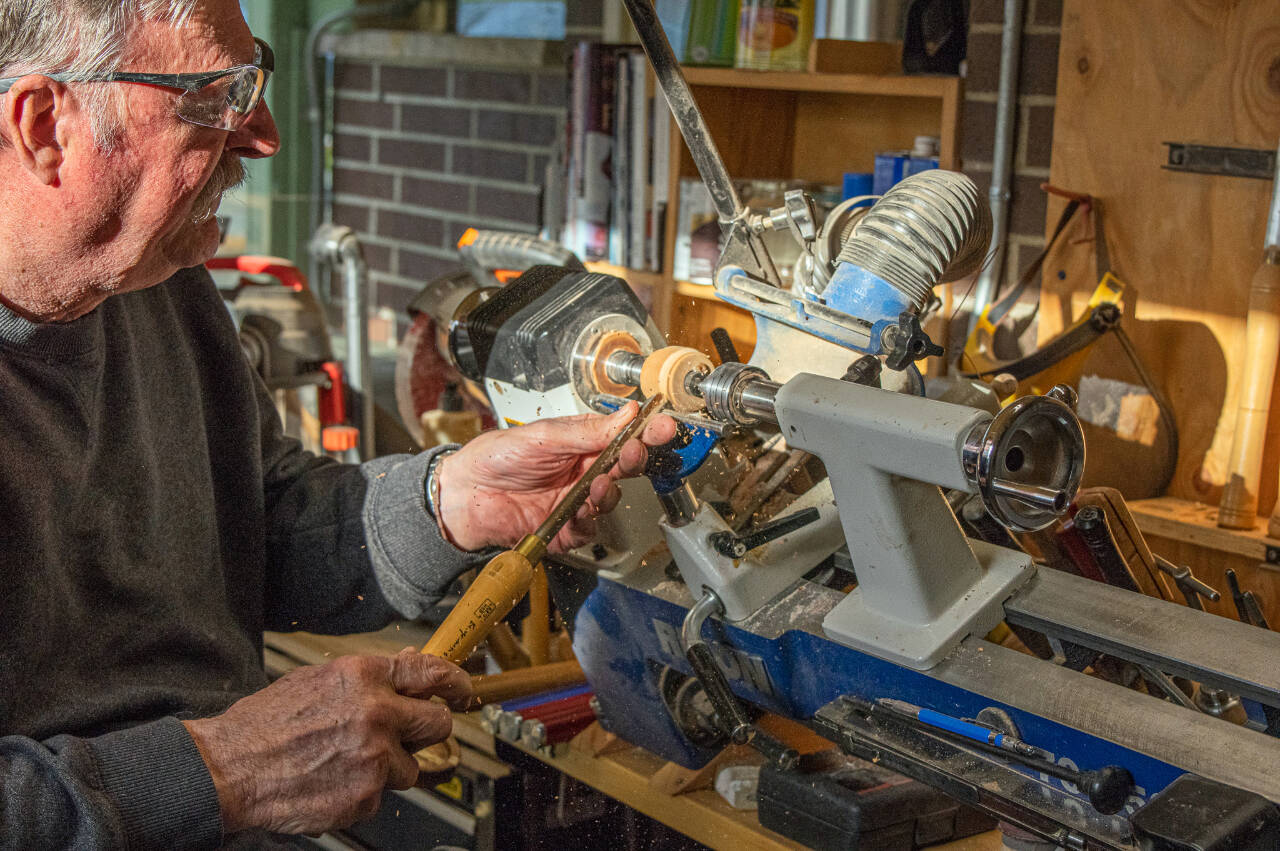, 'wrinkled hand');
435,401,678,553
183,649,472,836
